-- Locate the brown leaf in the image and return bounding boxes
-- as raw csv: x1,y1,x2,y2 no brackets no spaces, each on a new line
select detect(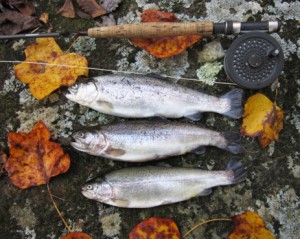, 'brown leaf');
60,232,93,239
77,0,107,18
59,0,75,19
0,10,40,35
130,9,201,58
2,0,36,16
4,121,71,189
129,217,181,239
227,211,275,239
